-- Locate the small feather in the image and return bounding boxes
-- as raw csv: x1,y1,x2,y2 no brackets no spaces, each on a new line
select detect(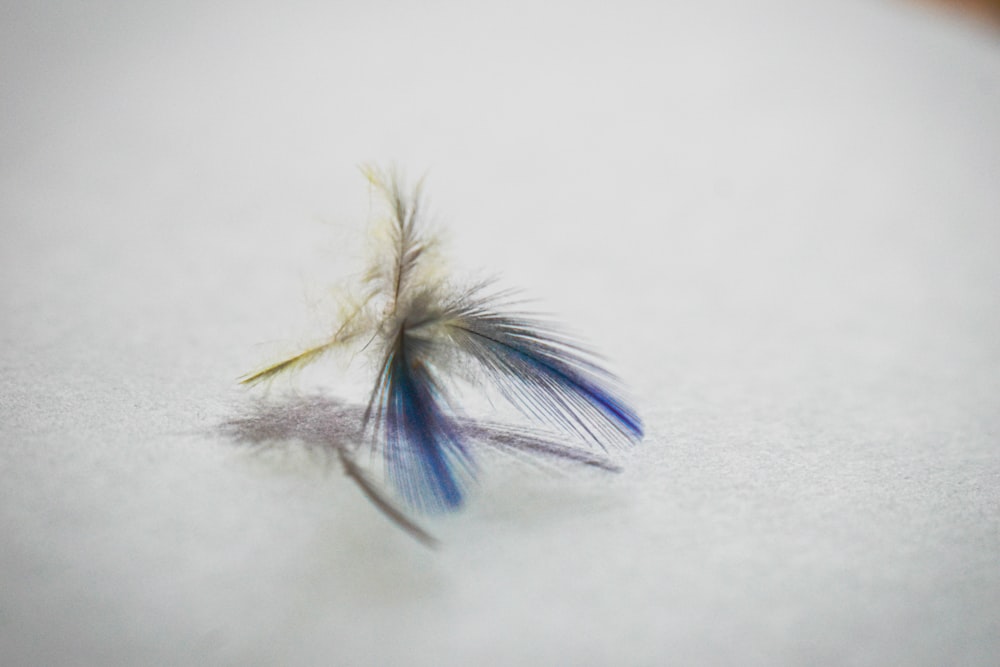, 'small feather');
366,328,475,512
240,167,644,525
439,287,643,448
